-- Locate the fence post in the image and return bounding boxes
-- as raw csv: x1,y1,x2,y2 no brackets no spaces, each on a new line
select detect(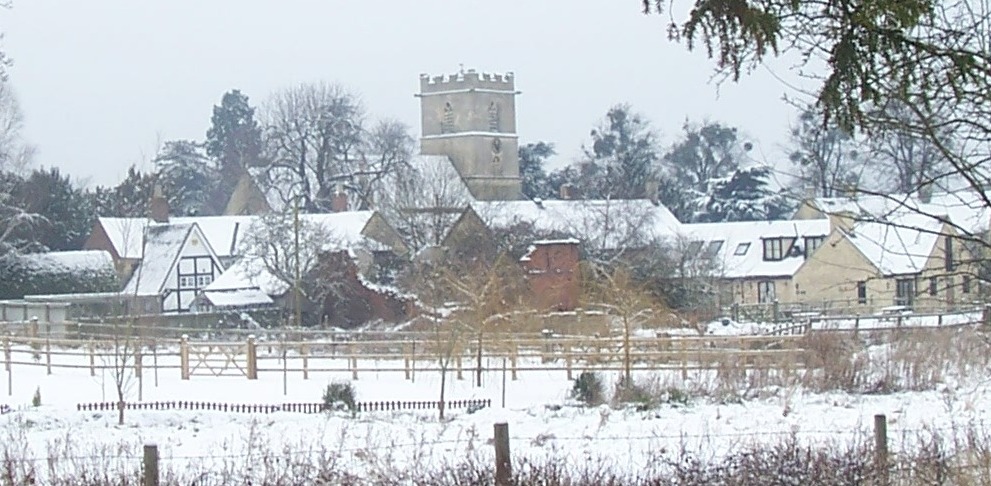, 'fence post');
143,443,159,486
301,342,309,380
874,414,888,485
772,300,780,324
510,343,518,381
4,334,10,397
411,340,417,383
983,304,991,327
494,422,511,486
135,345,143,401
246,335,257,380
732,303,740,323
456,354,463,380
350,345,359,381
475,332,483,387
45,327,51,376
565,343,573,381
180,334,190,380
88,340,95,377
404,341,411,380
